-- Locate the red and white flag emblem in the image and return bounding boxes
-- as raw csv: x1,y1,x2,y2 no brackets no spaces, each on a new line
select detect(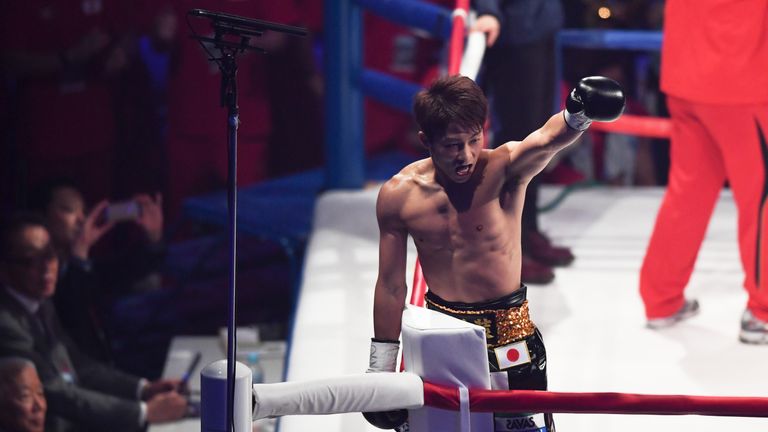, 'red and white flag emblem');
494,340,531,370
